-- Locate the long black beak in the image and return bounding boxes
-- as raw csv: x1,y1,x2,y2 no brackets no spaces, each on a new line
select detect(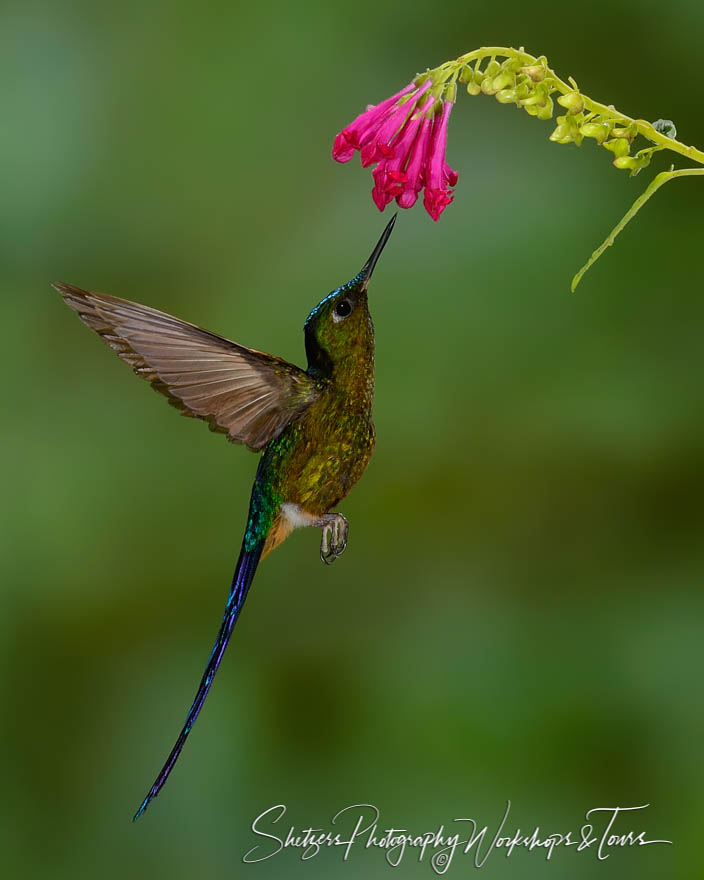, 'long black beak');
360,214,397,288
